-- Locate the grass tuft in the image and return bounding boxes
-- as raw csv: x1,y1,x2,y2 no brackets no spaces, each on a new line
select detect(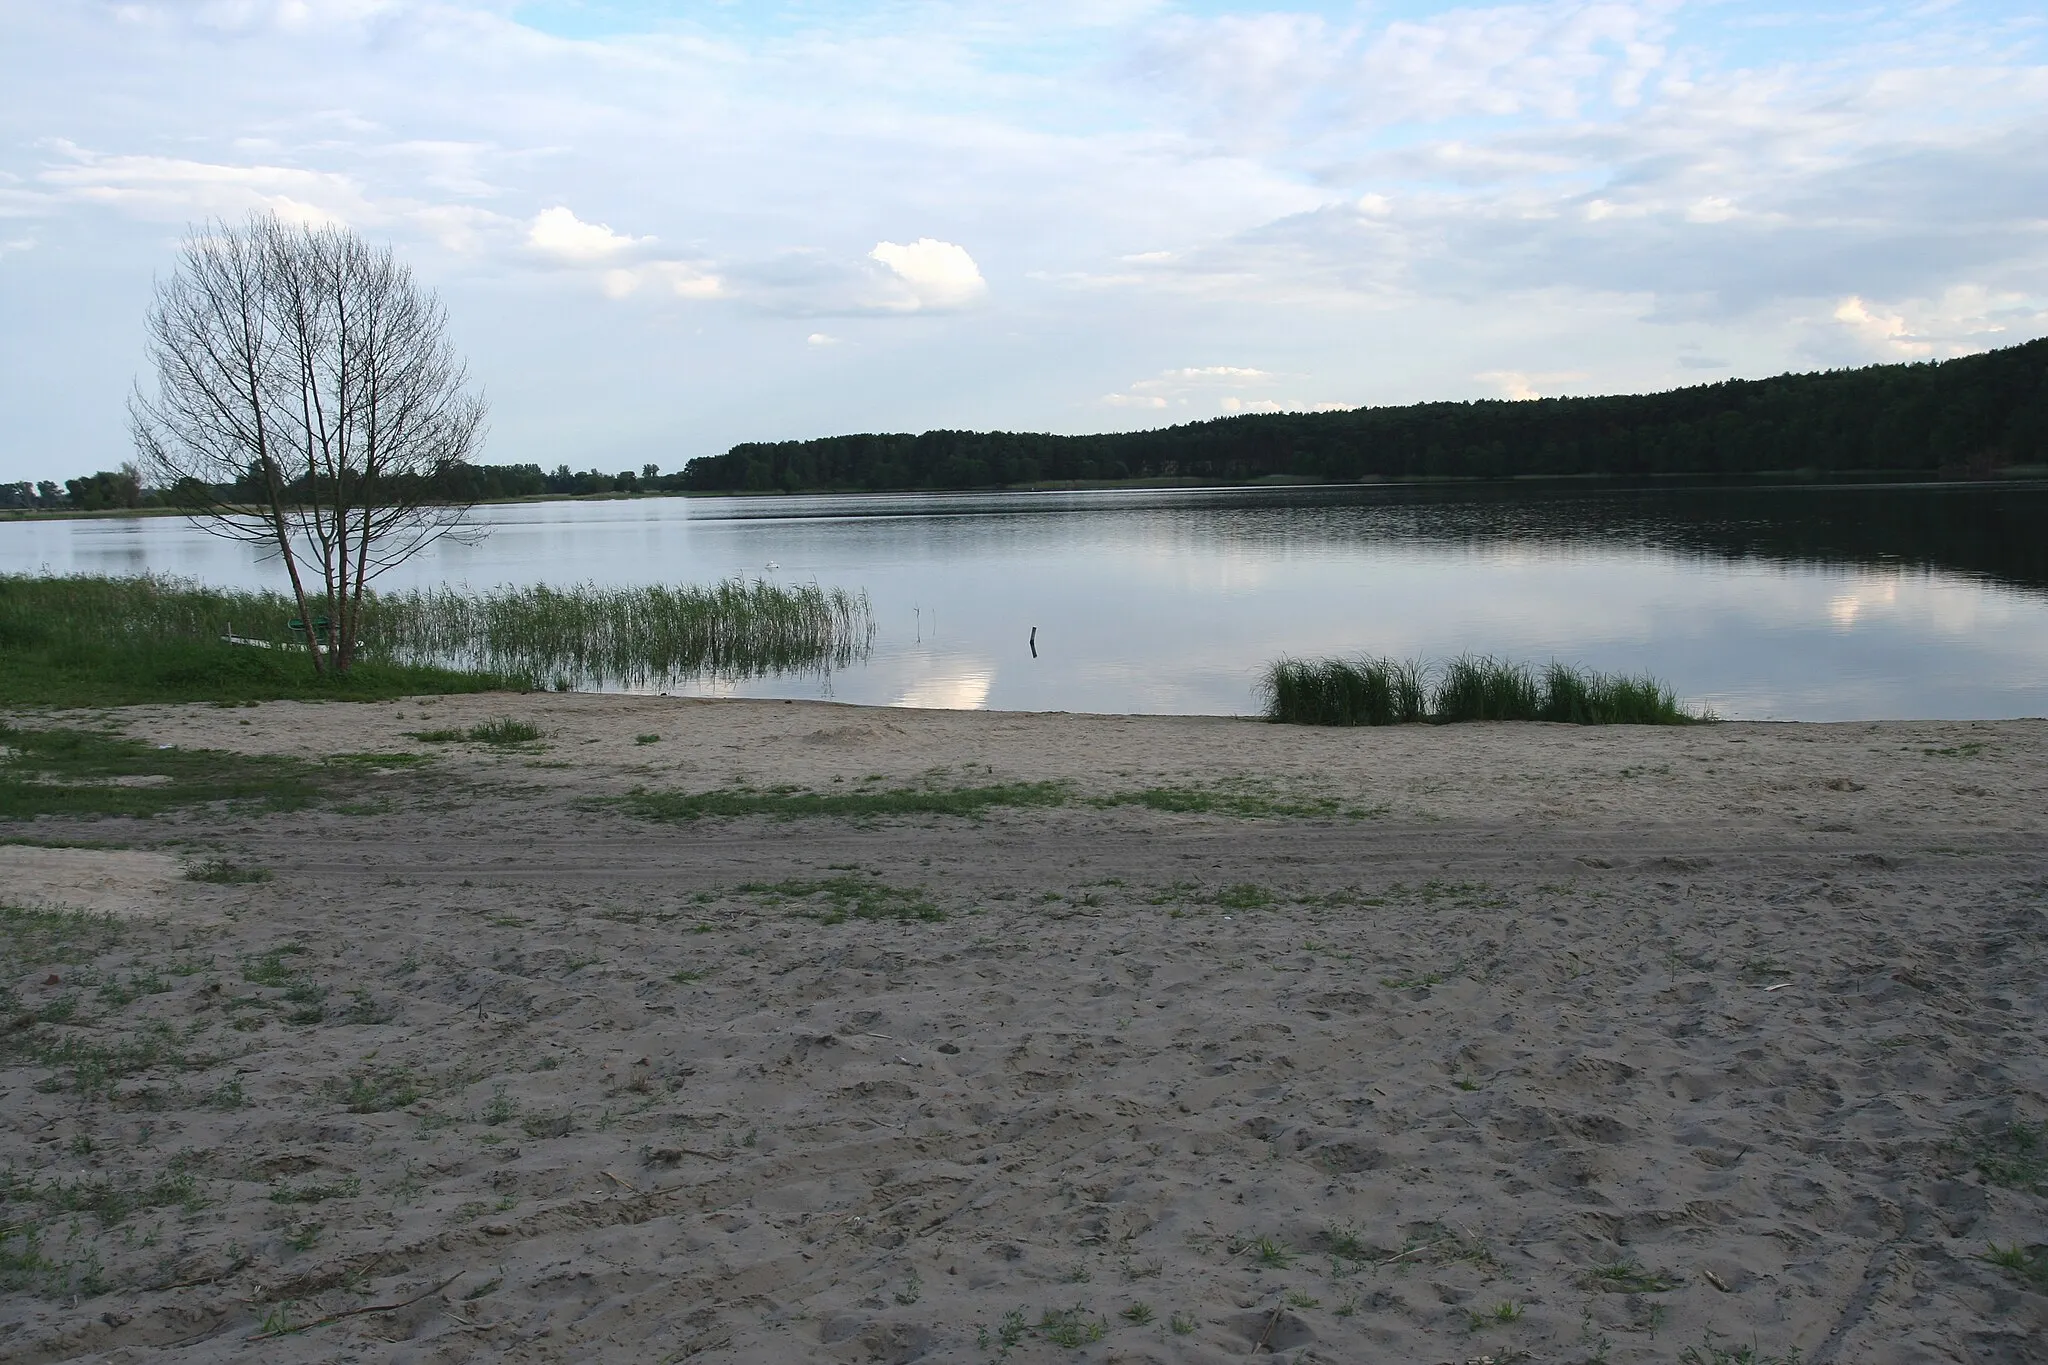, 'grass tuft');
621,781,1070,822
186,857,272,885
1980,1243,2048,1291
1586,1258,1680,1293
1262,653,1701,726
1962,1119,2048,1195
411,717,544,746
